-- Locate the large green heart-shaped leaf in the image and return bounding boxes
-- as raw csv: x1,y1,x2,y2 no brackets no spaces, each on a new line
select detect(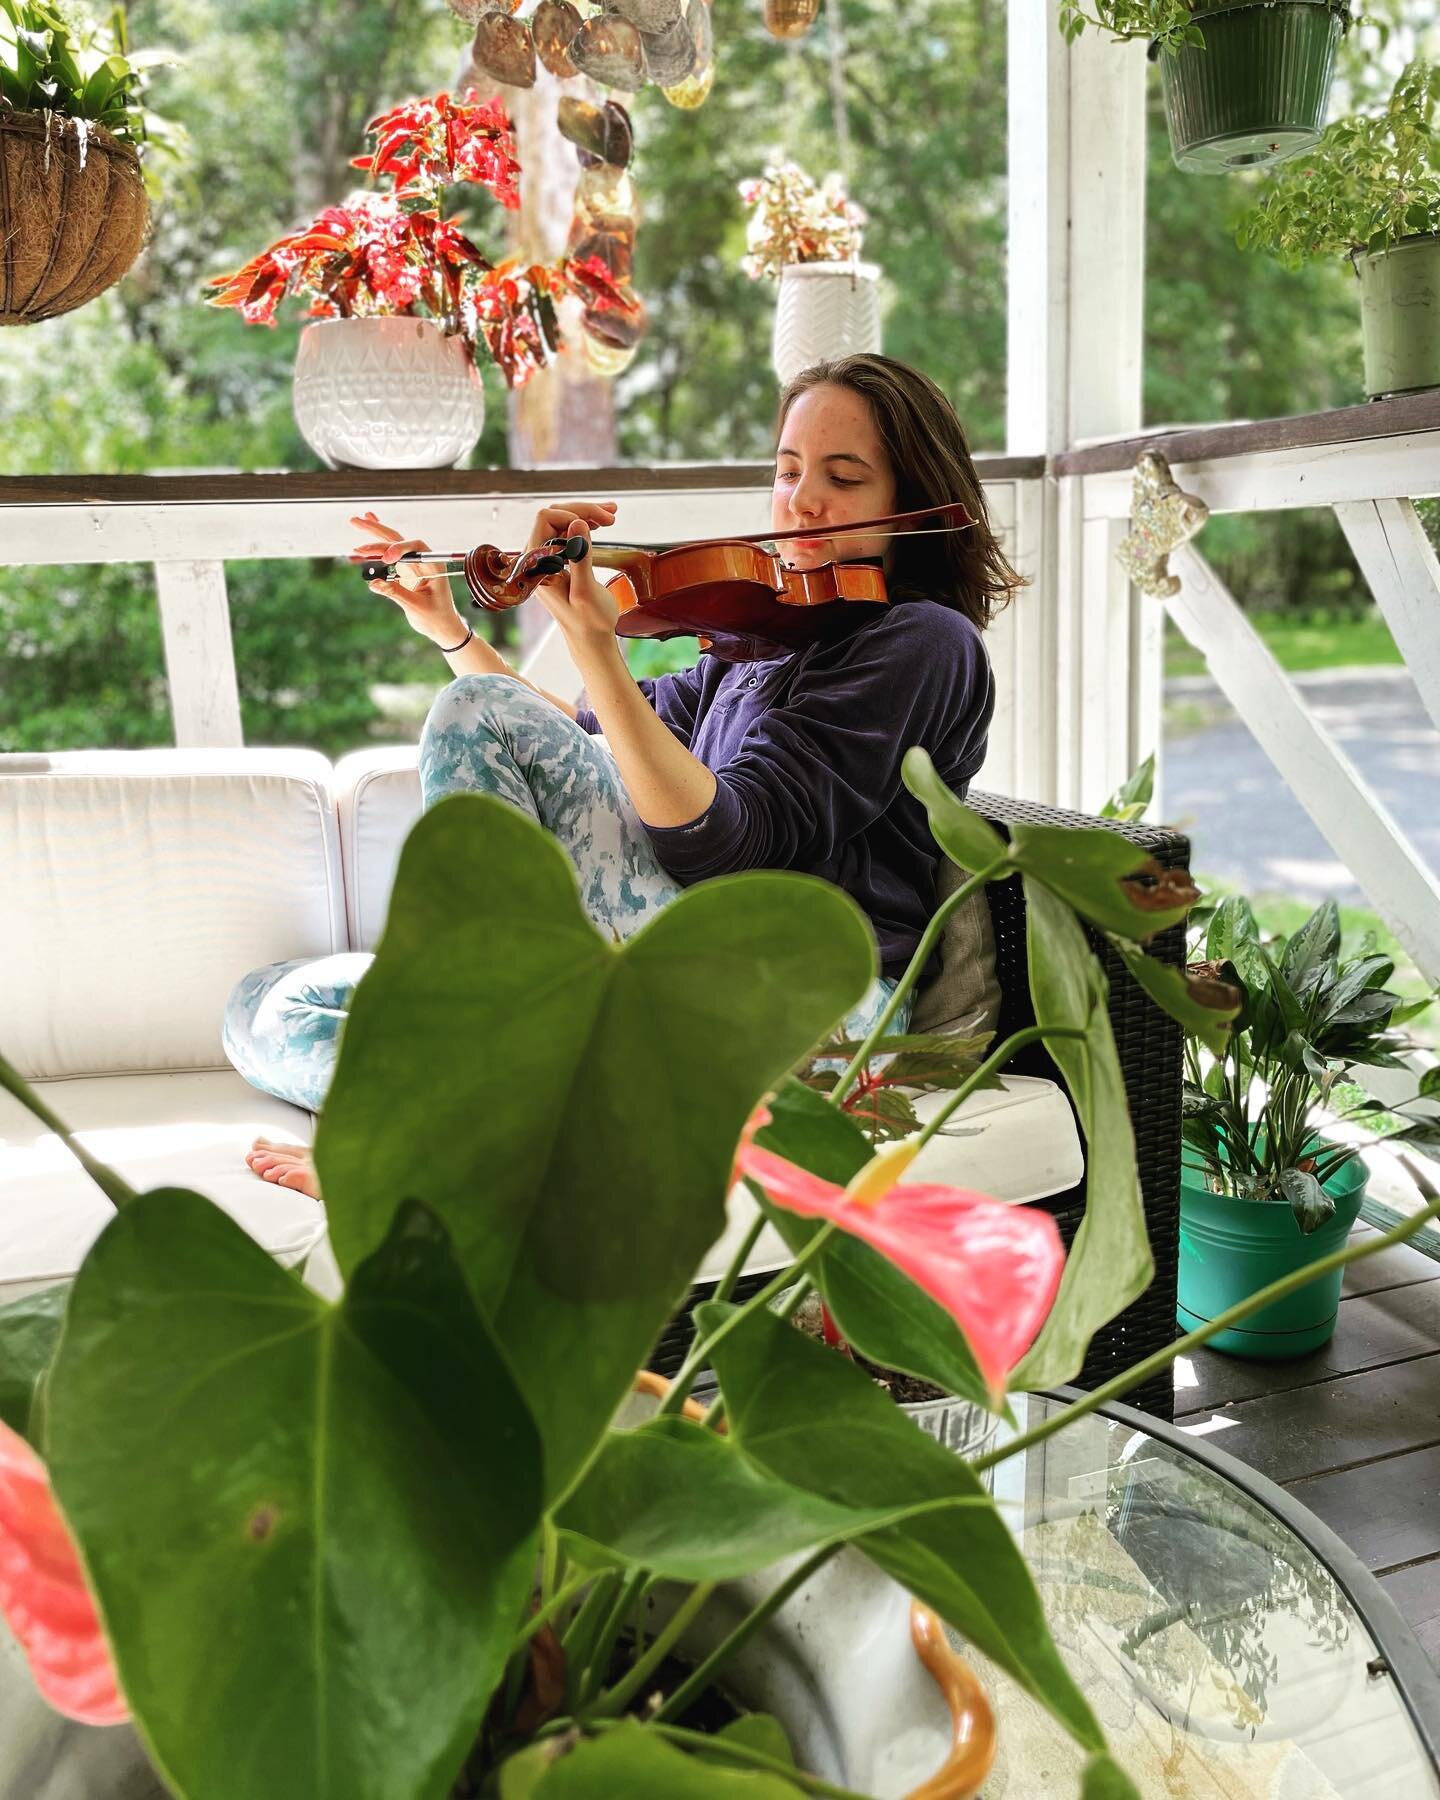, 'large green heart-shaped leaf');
557,1410,980,1580
747,1080,989,1408
1008,880,1153,1392
45,1189,542,1800
700,1299,1113,1765
316,796,873,1498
